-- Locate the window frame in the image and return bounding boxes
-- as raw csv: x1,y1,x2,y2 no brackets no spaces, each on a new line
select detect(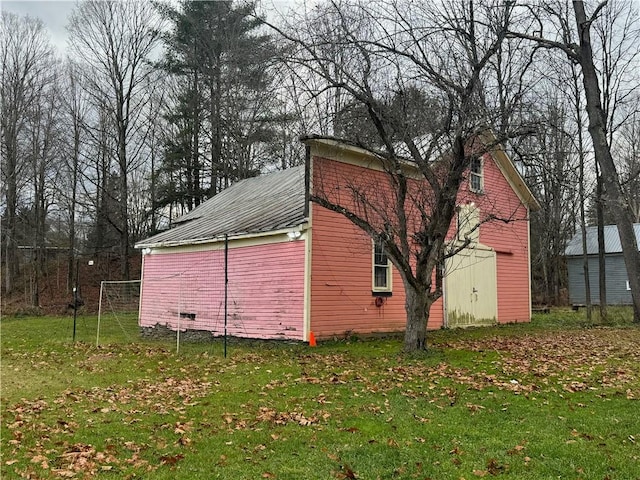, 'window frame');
627,280,631,291
469,157,484,193
372,240,392,294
